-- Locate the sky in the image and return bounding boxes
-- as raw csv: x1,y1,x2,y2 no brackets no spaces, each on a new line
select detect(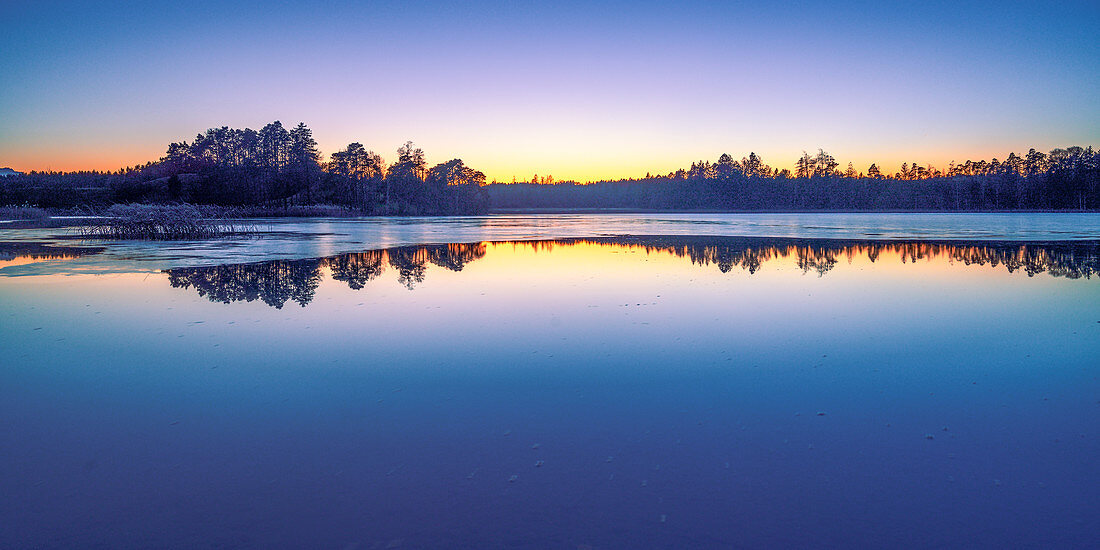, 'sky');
1,0,1098,182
